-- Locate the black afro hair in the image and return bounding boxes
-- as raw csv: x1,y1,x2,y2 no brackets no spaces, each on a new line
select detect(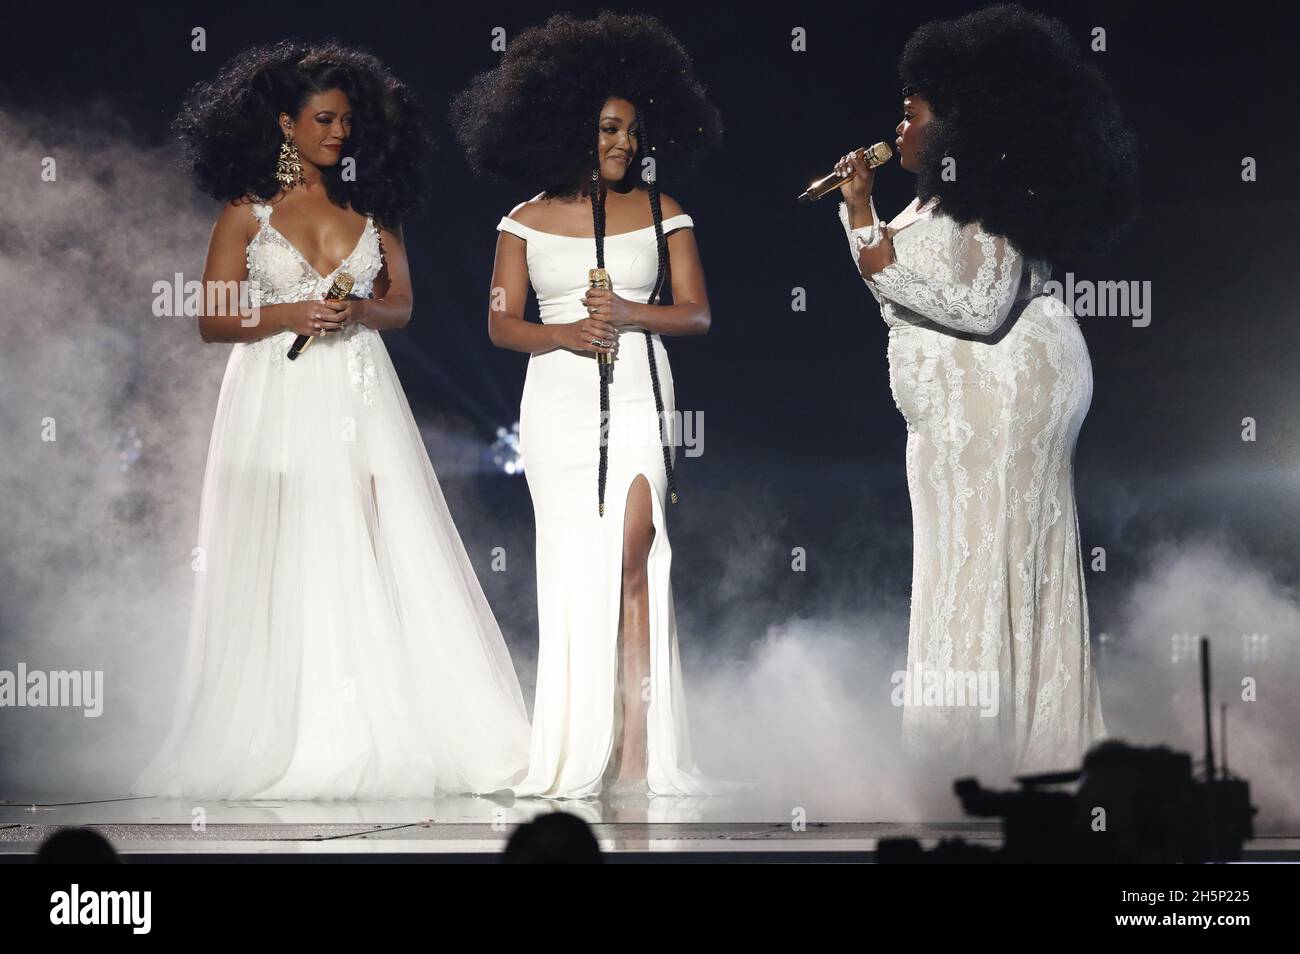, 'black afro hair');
899,3,1138,264
174,38,431,229
449,11,723,196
